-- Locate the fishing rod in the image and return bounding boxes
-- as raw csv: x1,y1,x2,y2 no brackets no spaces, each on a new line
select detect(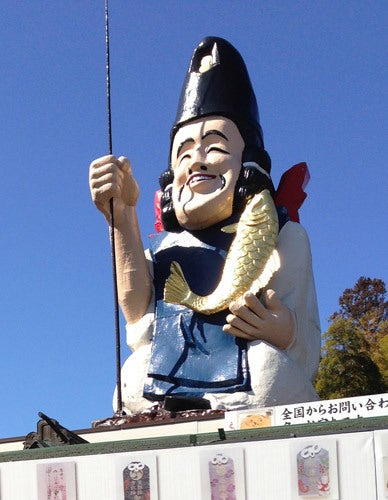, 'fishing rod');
104,0,124,416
